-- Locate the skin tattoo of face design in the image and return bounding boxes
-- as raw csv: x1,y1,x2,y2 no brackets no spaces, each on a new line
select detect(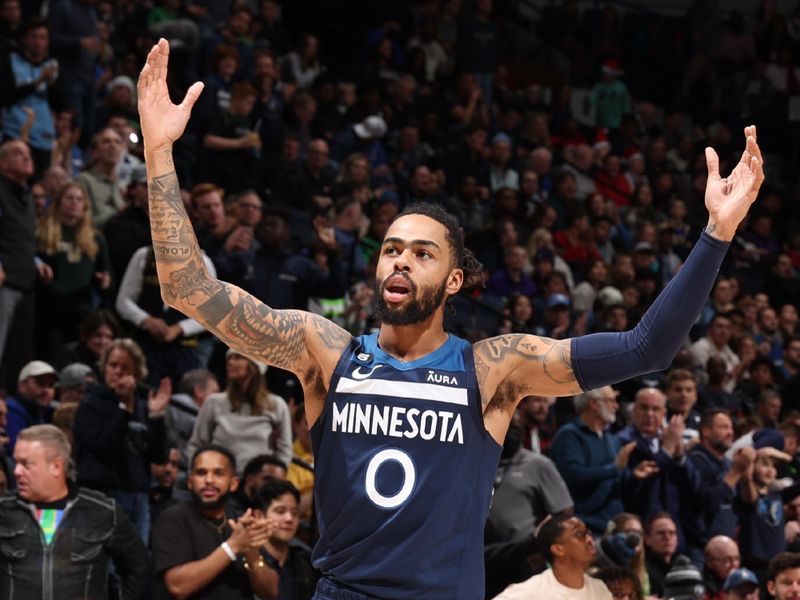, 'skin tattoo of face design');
225,296,307,369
